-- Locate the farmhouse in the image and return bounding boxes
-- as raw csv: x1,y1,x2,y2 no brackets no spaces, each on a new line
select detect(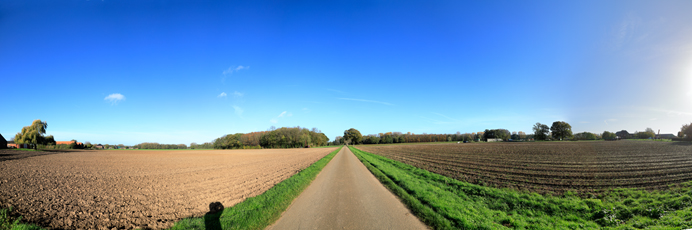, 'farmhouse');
486,138,503,142
615,130,634,139
7,141,32,149
95,144,104,149
56,140,83,145
656,134,676,139
0,134,6,149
